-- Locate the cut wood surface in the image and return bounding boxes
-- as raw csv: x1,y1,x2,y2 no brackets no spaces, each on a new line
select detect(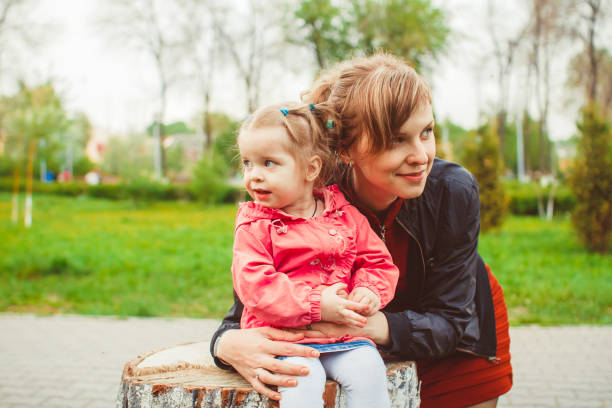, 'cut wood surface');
116,342,420,408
